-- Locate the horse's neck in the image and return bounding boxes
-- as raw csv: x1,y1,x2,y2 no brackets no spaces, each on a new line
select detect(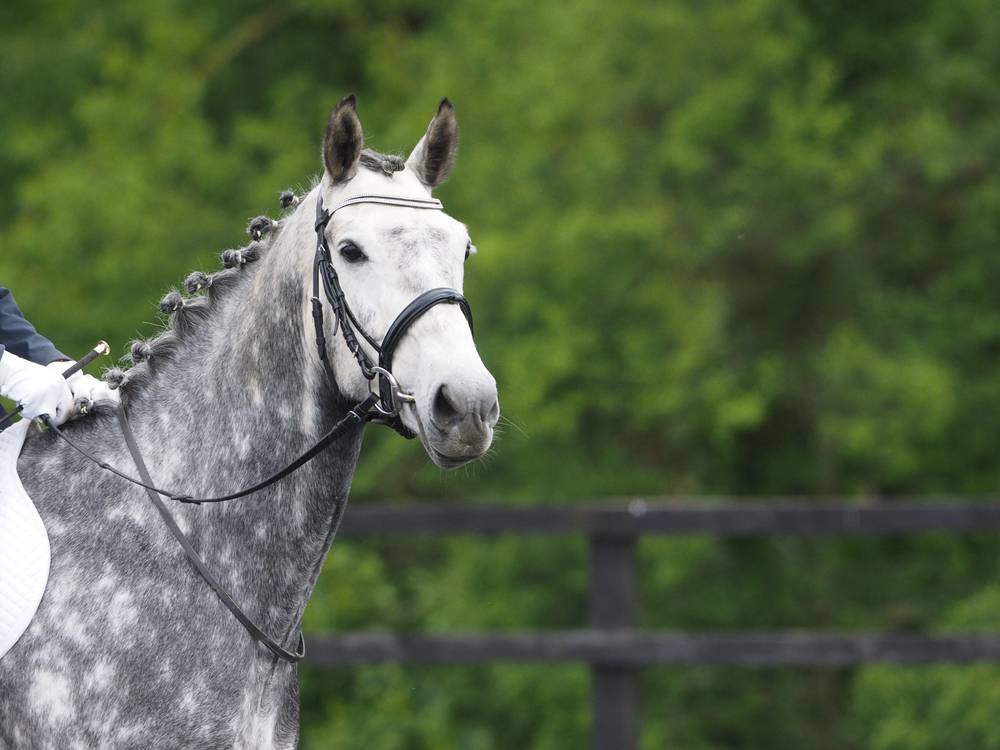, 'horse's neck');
119,196,363,638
